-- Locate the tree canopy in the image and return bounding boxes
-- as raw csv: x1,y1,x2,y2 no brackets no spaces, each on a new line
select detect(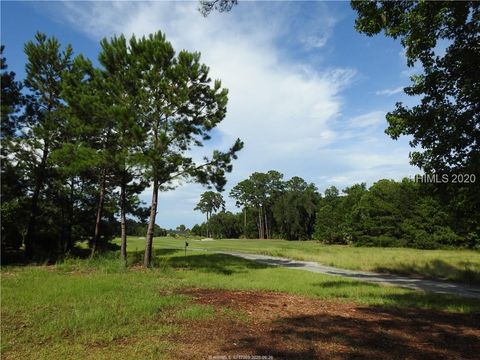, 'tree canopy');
0,31,242,265
352,1,480,176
